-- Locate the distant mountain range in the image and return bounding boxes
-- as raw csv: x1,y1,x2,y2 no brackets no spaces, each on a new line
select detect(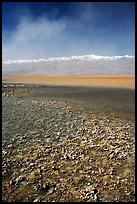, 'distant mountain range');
2,54,135,76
